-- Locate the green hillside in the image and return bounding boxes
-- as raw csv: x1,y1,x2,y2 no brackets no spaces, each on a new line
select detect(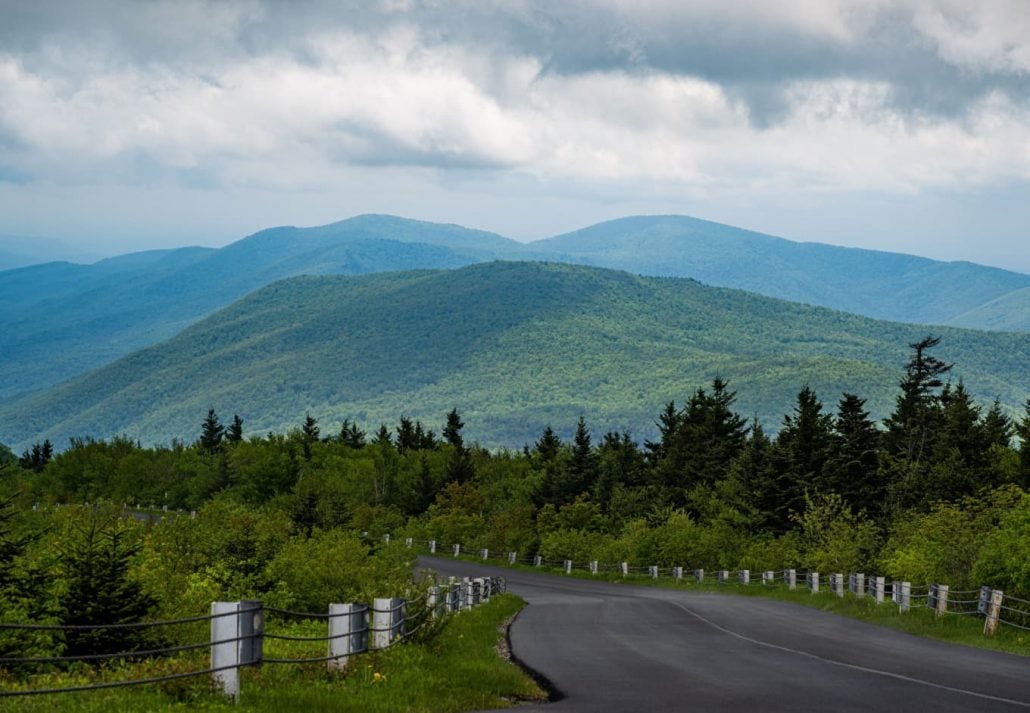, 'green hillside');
2,262,1027,451
0,215,526,399
950,287,1030,332
531,215,1030,327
